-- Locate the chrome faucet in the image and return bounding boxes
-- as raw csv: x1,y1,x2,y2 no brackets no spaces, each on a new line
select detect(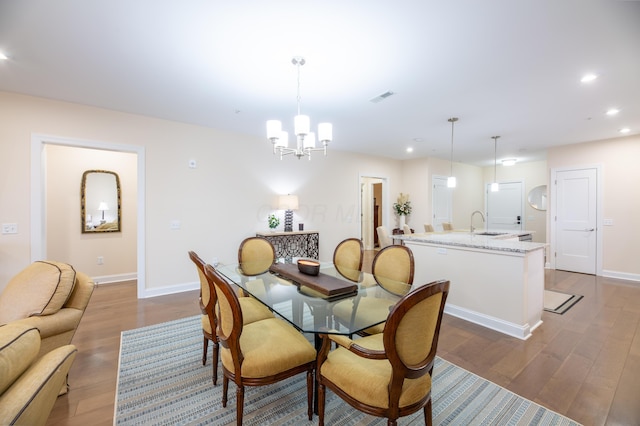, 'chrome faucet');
470,210,485,233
